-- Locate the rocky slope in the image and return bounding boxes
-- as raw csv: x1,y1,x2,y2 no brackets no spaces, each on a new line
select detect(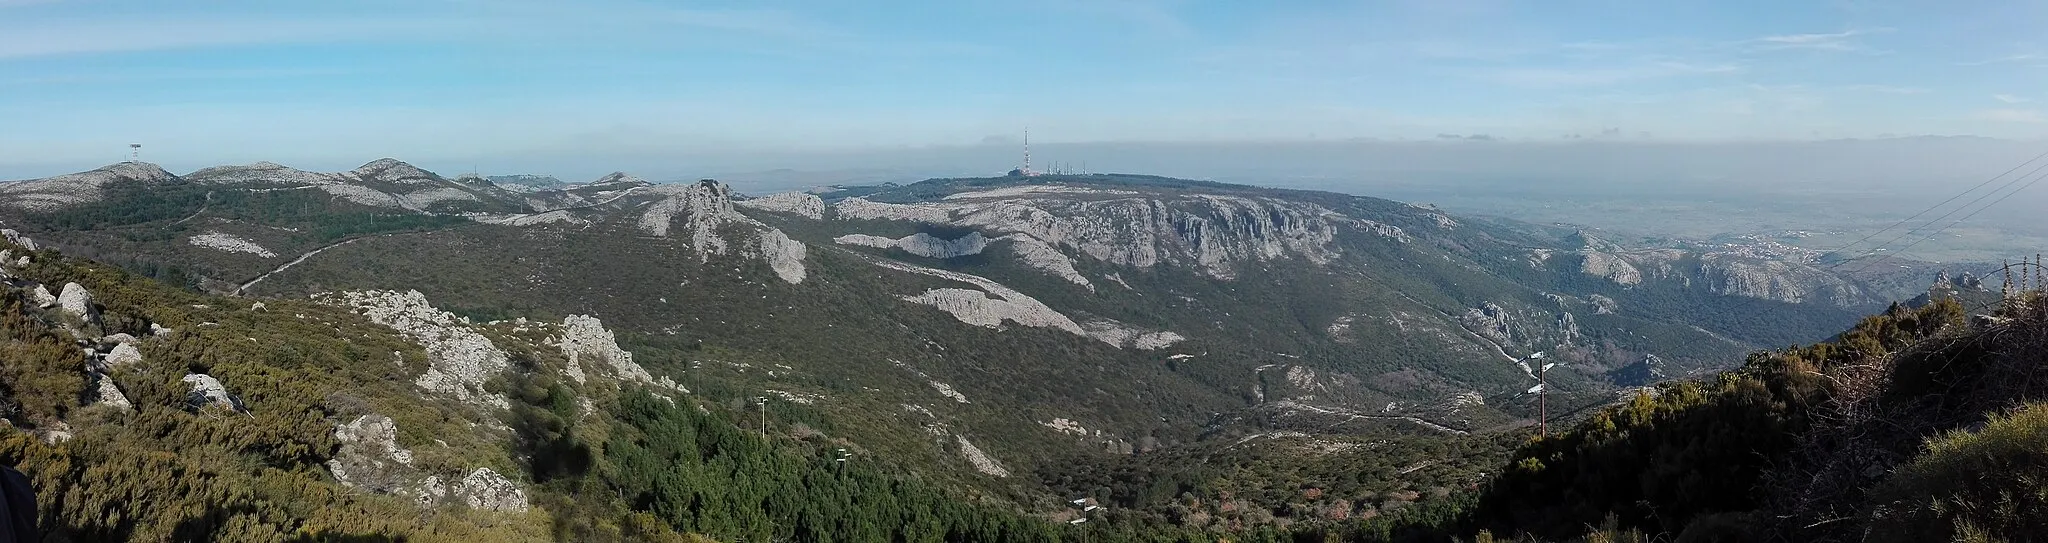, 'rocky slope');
0,161,1936,527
